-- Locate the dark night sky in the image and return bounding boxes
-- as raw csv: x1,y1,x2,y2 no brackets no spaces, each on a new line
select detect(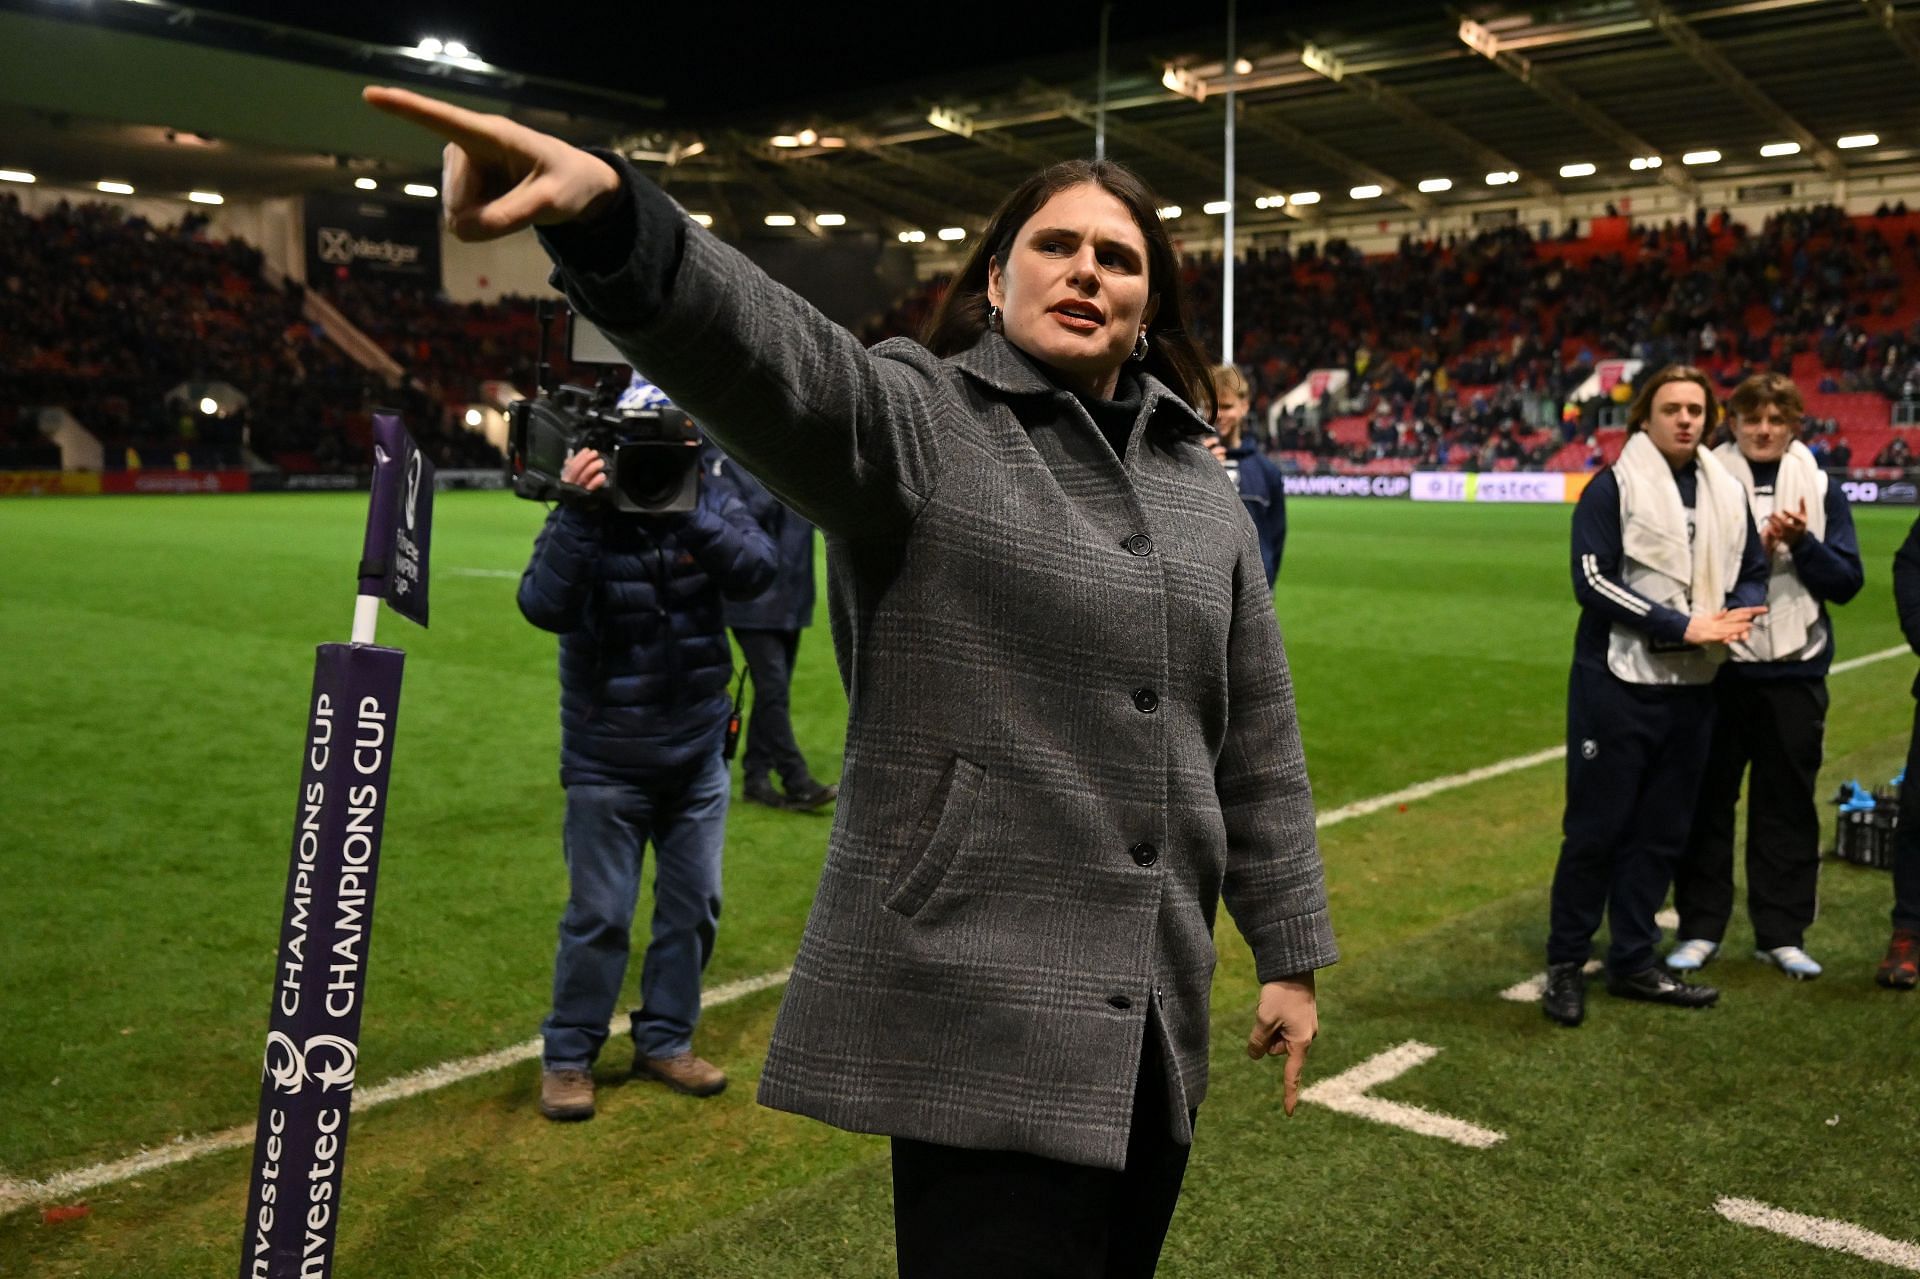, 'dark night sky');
170,1,1272,122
